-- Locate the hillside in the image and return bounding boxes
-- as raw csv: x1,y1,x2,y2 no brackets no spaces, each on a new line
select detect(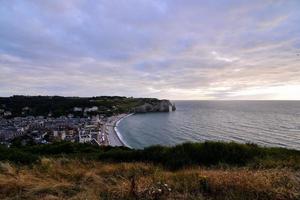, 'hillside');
0,142,300,199
0,96,175,118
